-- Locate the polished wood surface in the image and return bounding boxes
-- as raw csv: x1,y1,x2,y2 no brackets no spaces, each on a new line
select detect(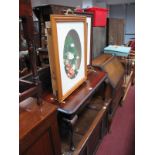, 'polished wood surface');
42,68,107,115
93,54,124,88
19,84,39,102
92,54,112,66
20,98,61,155
103,57,124,88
